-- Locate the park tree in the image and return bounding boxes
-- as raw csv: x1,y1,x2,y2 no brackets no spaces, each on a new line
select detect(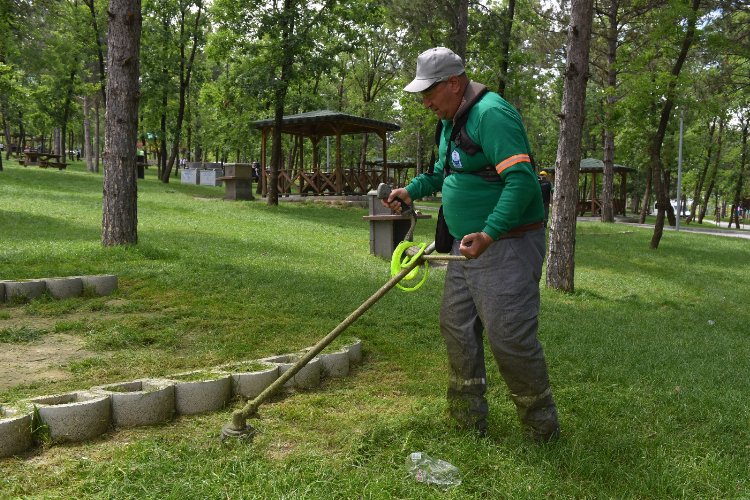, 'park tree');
102,0,142,246
546,0,594,292
589,0,665,223
212,0,337,205
158,0,205,182
642,0,700,249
